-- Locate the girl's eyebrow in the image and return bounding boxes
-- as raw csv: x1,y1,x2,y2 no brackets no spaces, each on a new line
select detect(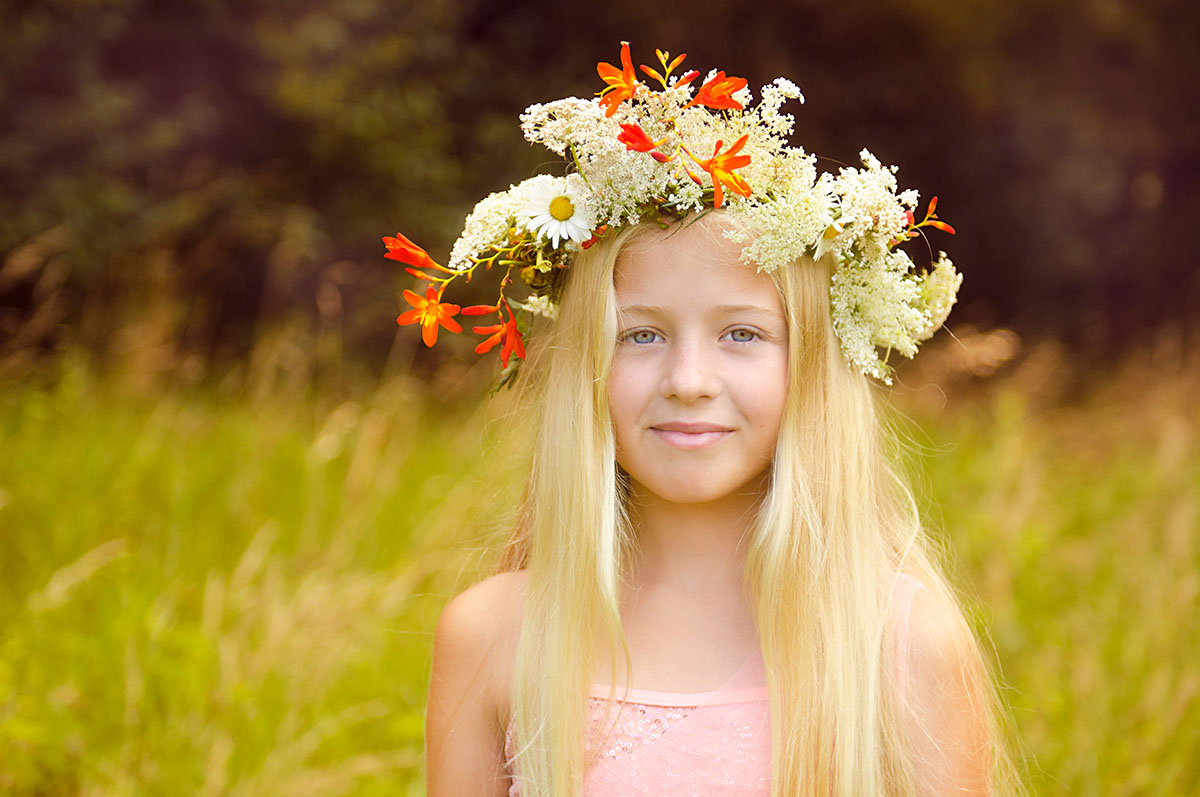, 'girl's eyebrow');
615,304,666,317
617,303,784,319
709,304,785,319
